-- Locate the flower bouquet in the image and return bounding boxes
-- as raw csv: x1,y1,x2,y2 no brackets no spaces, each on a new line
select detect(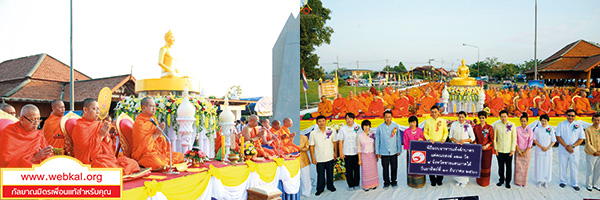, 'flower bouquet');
185,149,208,167
243,141,258,160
